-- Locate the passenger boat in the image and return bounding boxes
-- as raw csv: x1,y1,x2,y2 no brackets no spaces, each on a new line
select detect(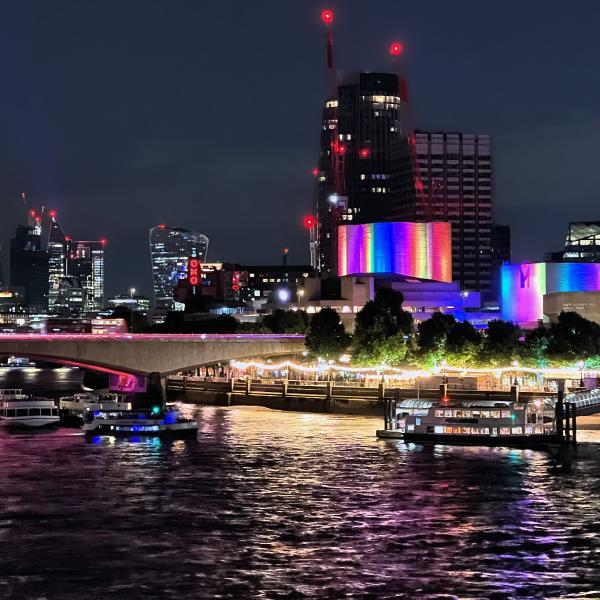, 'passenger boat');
0,389,60,428
377,399,557,447
82,407,197,438
1,356,36,368
59,392,133,423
